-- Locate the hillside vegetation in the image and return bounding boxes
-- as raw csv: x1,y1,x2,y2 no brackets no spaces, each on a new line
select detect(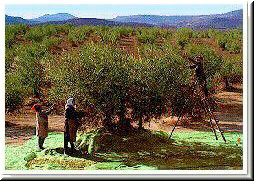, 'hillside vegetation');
5,25,242,117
